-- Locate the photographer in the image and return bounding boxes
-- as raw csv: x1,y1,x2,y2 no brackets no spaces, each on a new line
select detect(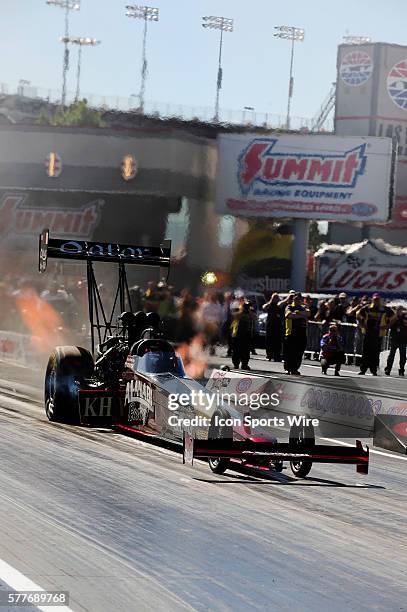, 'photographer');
357,293,394,376
320,323,345,376
230,300,256,370
283,292,310,375
262,292,284,361
385,306,407,376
